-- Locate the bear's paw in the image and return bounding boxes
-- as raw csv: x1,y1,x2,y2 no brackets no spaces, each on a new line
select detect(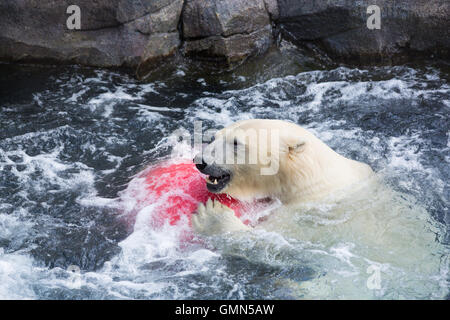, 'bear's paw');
192,199,250,236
